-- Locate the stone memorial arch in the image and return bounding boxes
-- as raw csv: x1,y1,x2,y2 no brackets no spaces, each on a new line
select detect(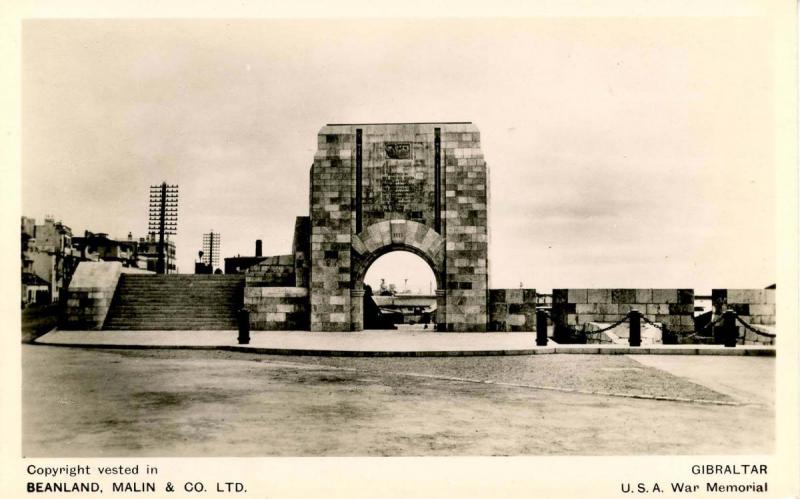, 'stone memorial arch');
309,123,489,332
66,122,494,333
67,121,769,336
